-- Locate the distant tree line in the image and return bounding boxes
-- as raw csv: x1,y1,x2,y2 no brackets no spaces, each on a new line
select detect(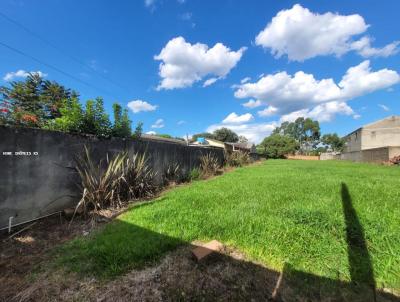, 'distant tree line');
0,73,142,138
258,117,346,158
